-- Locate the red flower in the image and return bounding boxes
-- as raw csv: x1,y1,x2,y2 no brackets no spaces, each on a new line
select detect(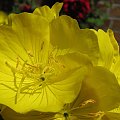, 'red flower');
23,4,31,11
19,4,32,12
62,0,91,19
